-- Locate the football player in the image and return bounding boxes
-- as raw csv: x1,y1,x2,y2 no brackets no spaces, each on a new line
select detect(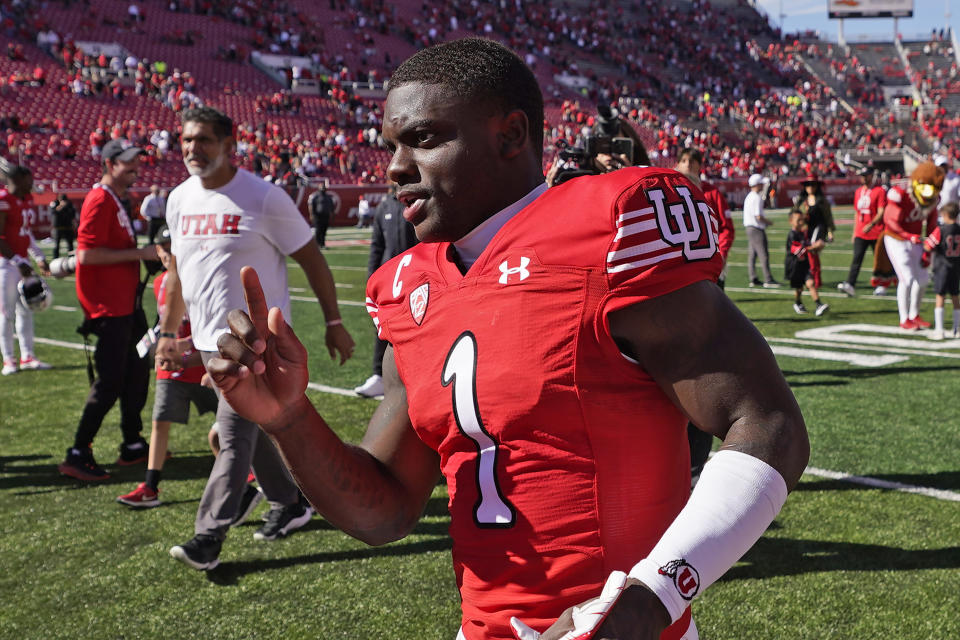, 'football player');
0,165,51,375
207,39,809,640
883,161,943,330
